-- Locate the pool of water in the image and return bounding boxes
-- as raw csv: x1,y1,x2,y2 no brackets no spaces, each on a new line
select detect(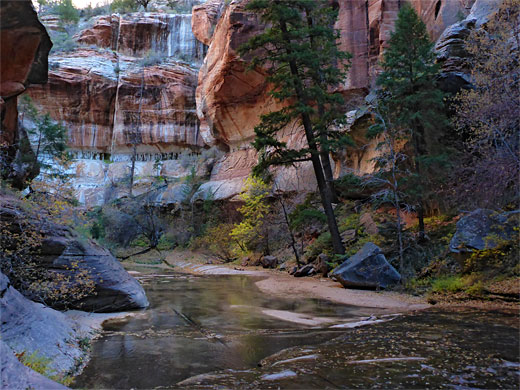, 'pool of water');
73,269,519,389
73,270,389,389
